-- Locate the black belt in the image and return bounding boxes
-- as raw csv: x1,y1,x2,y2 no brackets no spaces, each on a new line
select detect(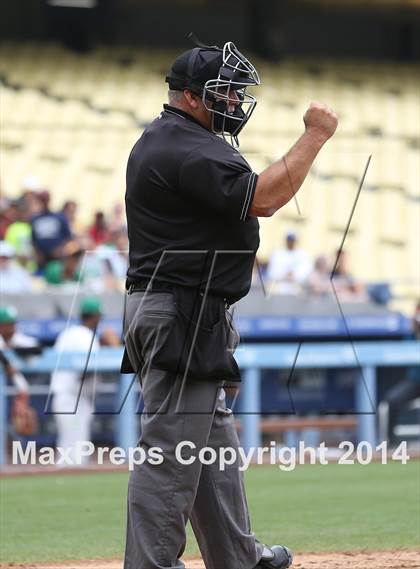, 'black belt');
127,278,230,308
127,278,173,294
